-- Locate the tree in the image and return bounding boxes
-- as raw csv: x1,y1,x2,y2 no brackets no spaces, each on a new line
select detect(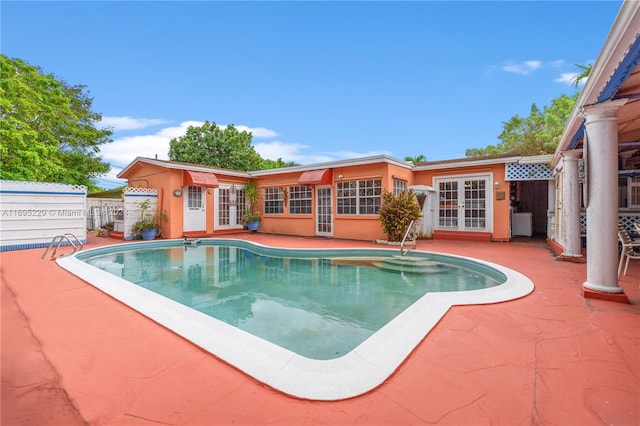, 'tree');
465,93,578,158
262,158,299,169
405,154,427,164
378,189,423,242
0,55,112,191
571,64,592,89
169,121,265,171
